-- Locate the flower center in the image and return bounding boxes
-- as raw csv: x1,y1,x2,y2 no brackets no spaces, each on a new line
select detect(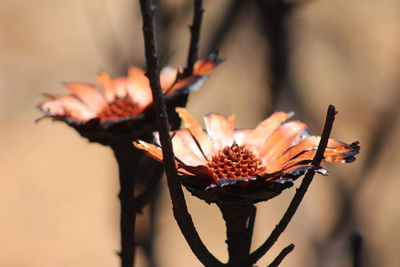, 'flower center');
98,95,139,121
208,143,265,179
